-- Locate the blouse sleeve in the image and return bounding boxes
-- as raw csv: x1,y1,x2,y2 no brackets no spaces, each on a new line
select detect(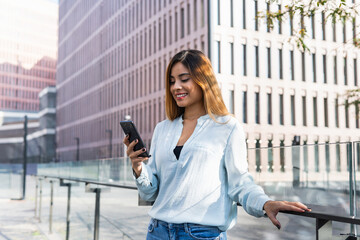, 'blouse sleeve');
224,121,272,217
134,123,160,202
